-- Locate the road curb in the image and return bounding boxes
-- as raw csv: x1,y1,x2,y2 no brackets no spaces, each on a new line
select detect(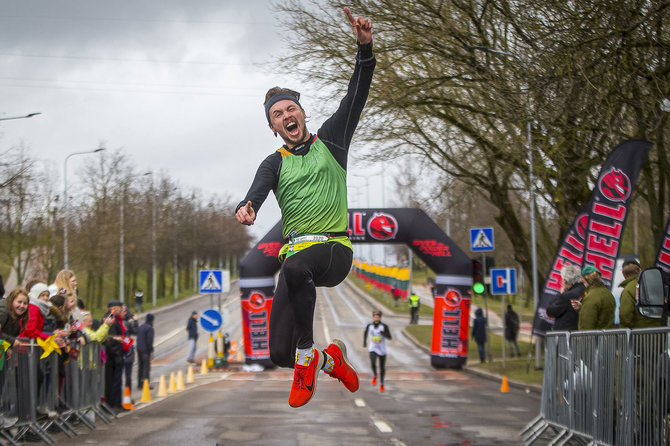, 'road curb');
461,366,542,394
402,325,431,354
